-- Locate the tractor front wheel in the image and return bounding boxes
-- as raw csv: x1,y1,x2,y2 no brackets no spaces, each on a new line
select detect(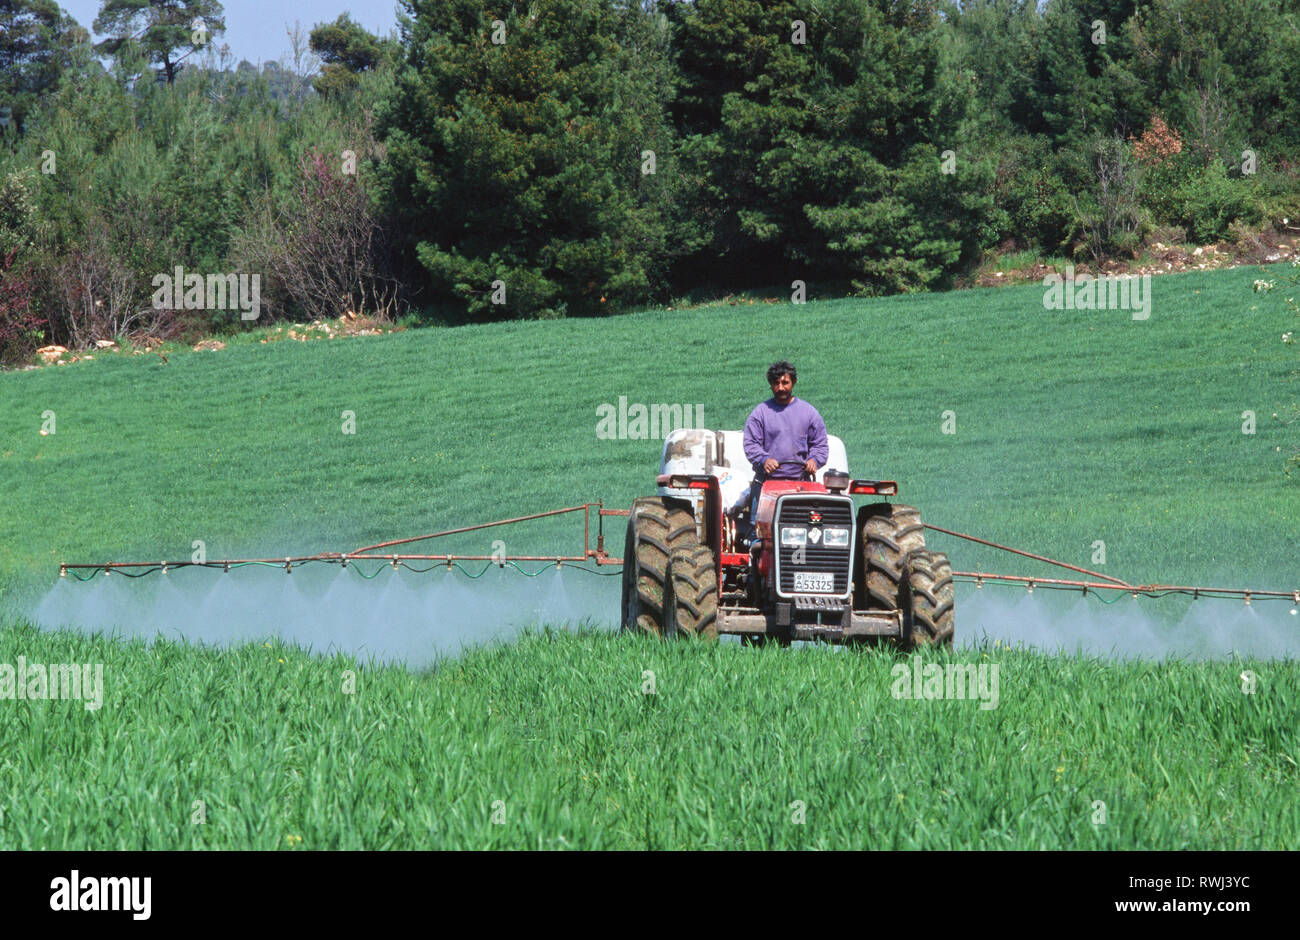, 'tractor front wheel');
903,550,956,649
856,502,927,612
